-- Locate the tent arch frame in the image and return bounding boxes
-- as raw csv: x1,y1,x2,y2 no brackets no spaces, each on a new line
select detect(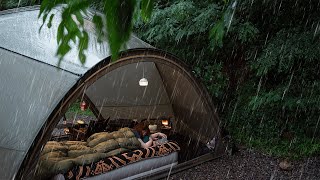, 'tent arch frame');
17,48,222,179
